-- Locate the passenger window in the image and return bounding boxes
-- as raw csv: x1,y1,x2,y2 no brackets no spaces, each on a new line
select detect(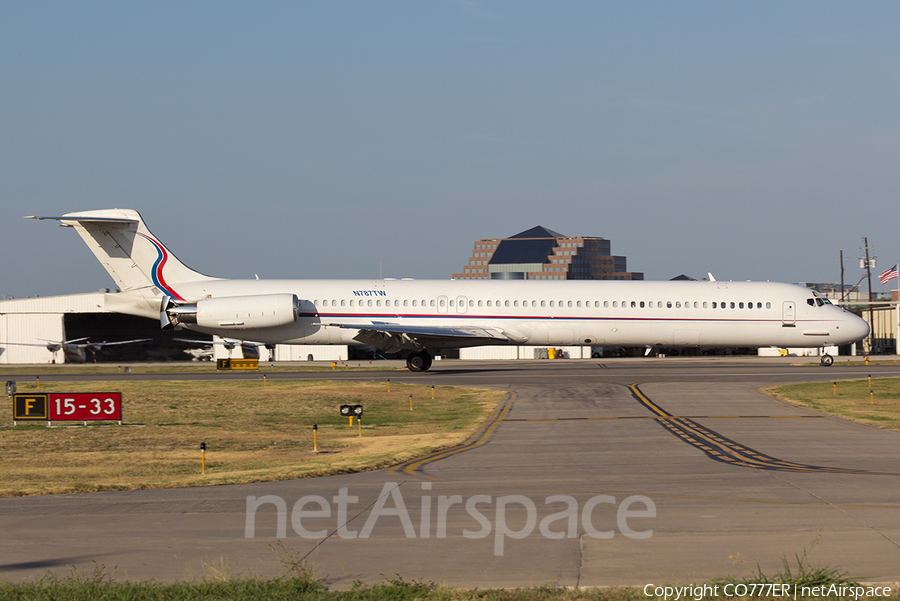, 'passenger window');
469,300,474,307
412,300,417,307
377,300,382,307
703,302,708,309
486,300,492,307
403,300,408,307
676,301,682,308
631,301,636,308
640,301,645,308
667,301,672,309
430,300,435,307
604,301,609,308
739,302,744,309
766,302,771,309
568,301,573,308
612,301,618,308
747,302,752,309
712,302,717,309
350,299,355,307
505,300,510,307
478,300,483,307
541,300,546,308
730,302,735,309
550,301,555,308
577,301,582,308
757,302,762,309
514,300,519,307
